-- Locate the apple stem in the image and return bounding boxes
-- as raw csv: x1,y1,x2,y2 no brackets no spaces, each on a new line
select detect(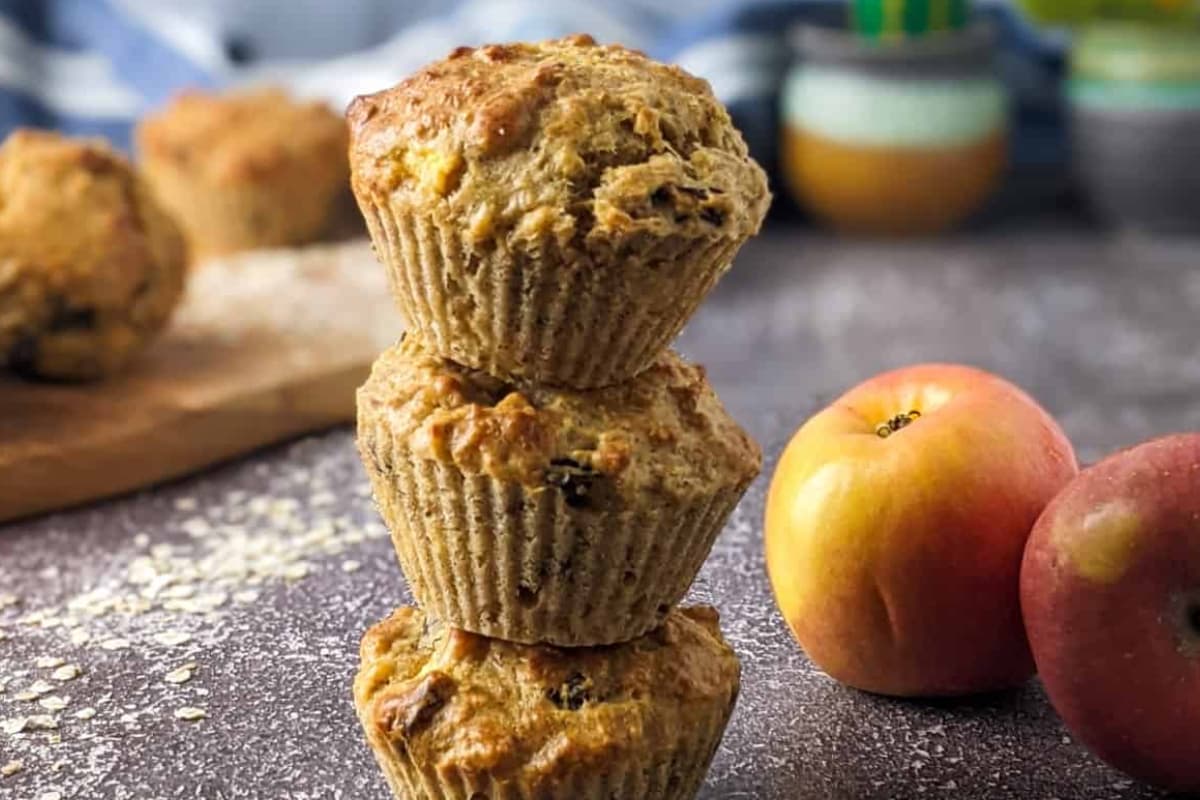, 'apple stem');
876,410,922,439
